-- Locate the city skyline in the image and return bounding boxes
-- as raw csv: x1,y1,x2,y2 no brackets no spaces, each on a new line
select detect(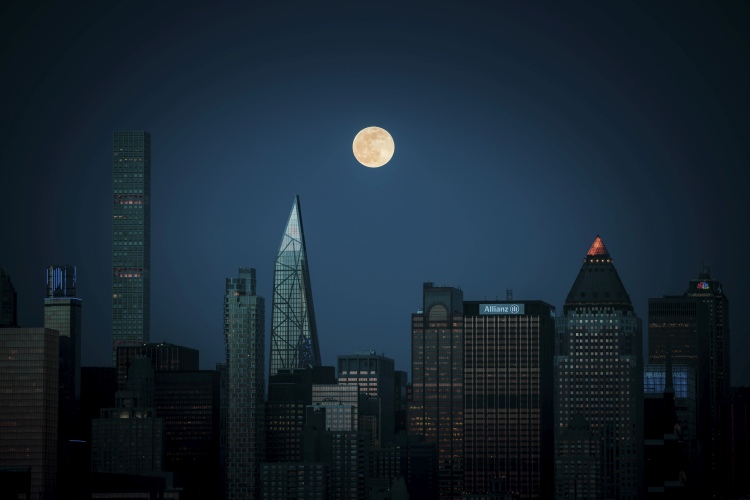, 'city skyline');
1,2,748,386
